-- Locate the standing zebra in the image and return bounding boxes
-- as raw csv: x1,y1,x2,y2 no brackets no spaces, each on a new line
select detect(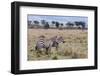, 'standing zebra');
35,35,46,54
35,35,54,55
35,35,65,55
52,36,65,50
